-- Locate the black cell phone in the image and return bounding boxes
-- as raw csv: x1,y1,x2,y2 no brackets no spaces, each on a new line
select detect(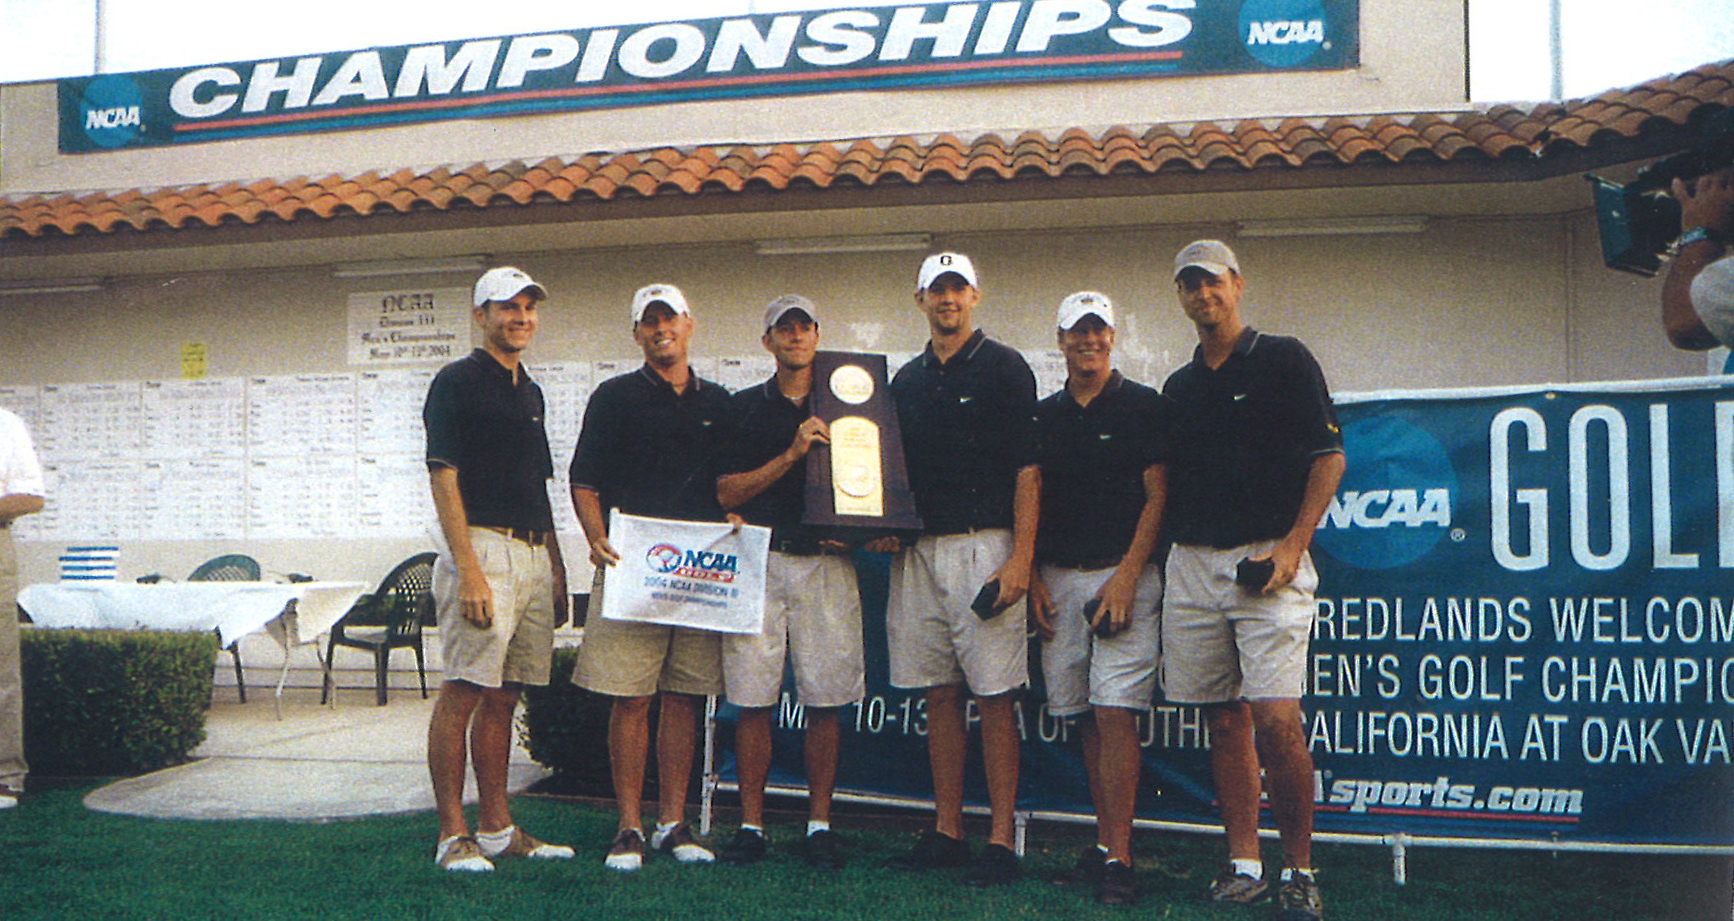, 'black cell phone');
1235,557,1276,590
1084,598,1121,638
971,579,1002,620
